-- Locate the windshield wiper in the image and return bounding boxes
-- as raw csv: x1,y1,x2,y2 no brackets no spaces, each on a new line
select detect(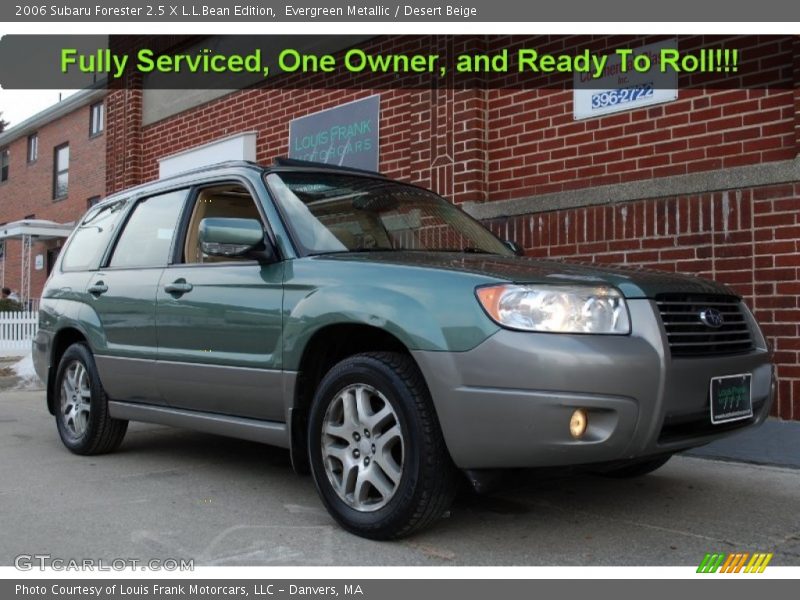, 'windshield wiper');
308,248,395,256
428,247,497,254
310,247,498,256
